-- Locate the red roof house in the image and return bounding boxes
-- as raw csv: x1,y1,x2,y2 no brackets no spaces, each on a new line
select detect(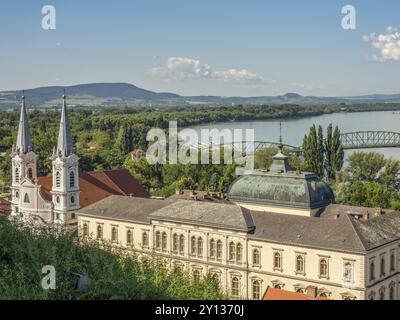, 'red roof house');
37,169,149,209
